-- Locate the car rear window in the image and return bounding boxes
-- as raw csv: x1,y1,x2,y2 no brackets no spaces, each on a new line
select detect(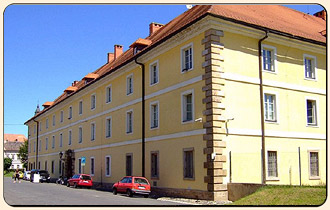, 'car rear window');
81,175,91,180
134,178,149,185
39,170,49,175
